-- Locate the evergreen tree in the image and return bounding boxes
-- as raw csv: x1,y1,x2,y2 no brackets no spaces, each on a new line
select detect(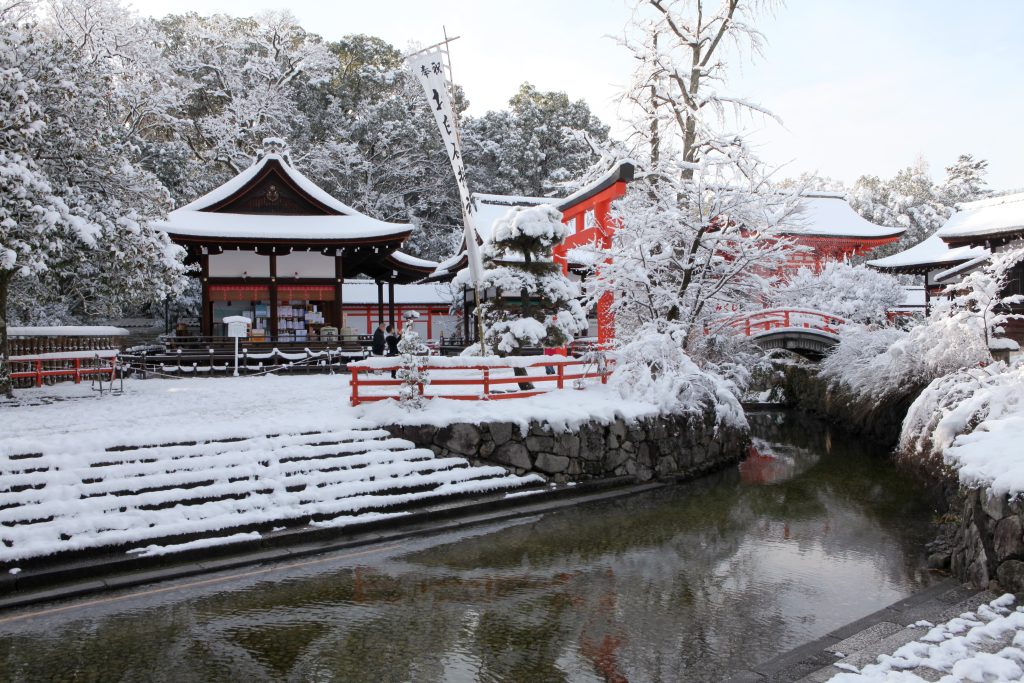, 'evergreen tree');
455,204,587,388
396,312,429,410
